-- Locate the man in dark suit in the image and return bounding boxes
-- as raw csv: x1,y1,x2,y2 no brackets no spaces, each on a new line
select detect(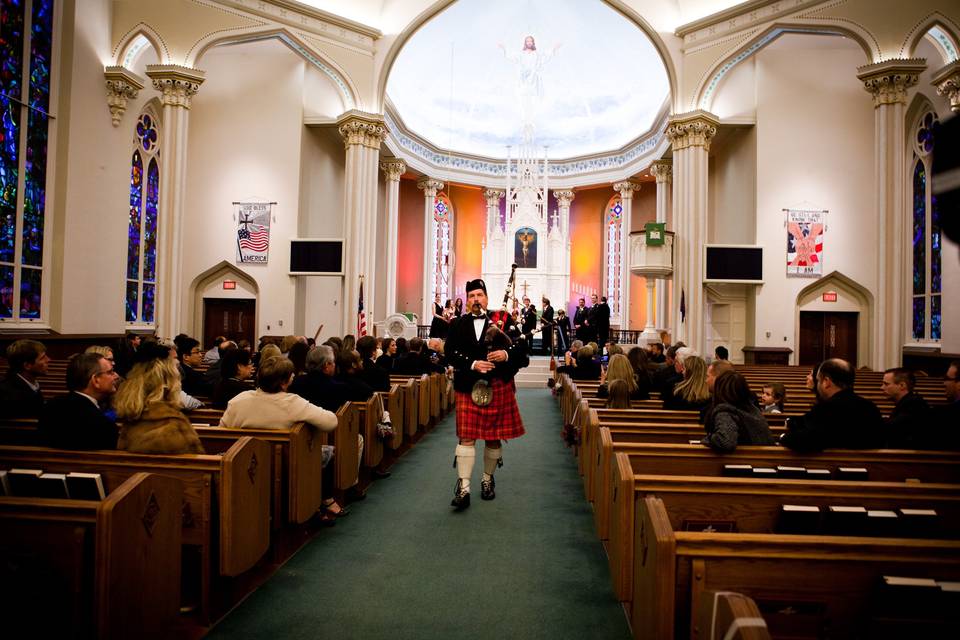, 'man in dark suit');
539,297,555,355
178,337,212,397
520,296,538,354
445,278,529,510
356,336,390,391
573,298,589,342
780,358,884,452
592,294,611,349
880,367,931,448
39,353,119,450
0,339,49,418
290,345,348,412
